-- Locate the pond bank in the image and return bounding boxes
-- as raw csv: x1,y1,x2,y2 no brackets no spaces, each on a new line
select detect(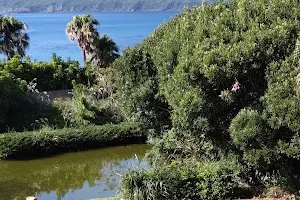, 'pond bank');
0,122,146,160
